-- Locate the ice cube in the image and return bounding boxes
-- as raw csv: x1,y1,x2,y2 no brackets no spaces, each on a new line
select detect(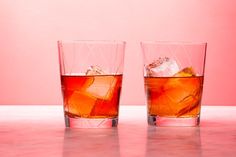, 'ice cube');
85,65,116,99
162,75,201,116
146,57,180,77
174,67,196,77
67,91,97,117
86,76,117,100
86,65,105,75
